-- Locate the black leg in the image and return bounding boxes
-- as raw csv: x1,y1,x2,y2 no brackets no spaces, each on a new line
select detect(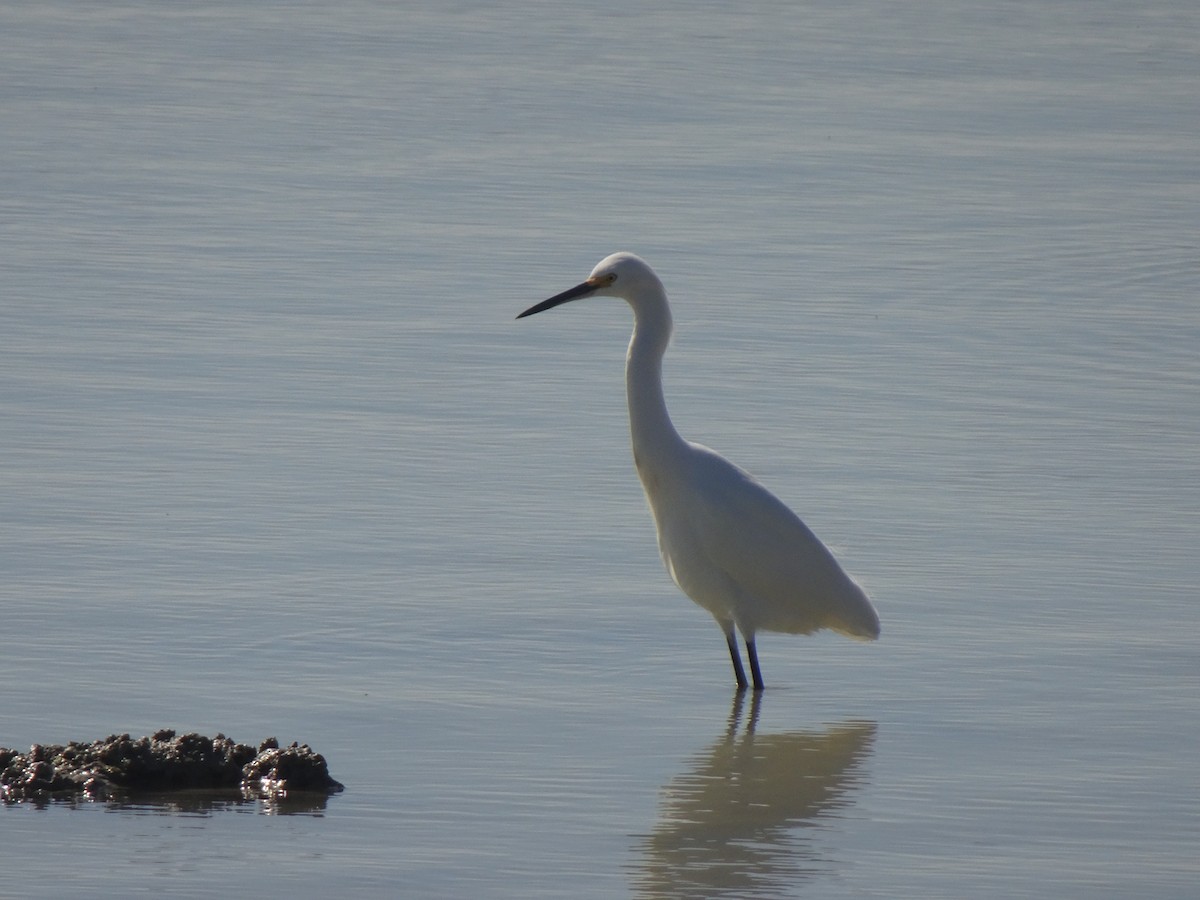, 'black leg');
725,627,749,691
746,637,764,691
